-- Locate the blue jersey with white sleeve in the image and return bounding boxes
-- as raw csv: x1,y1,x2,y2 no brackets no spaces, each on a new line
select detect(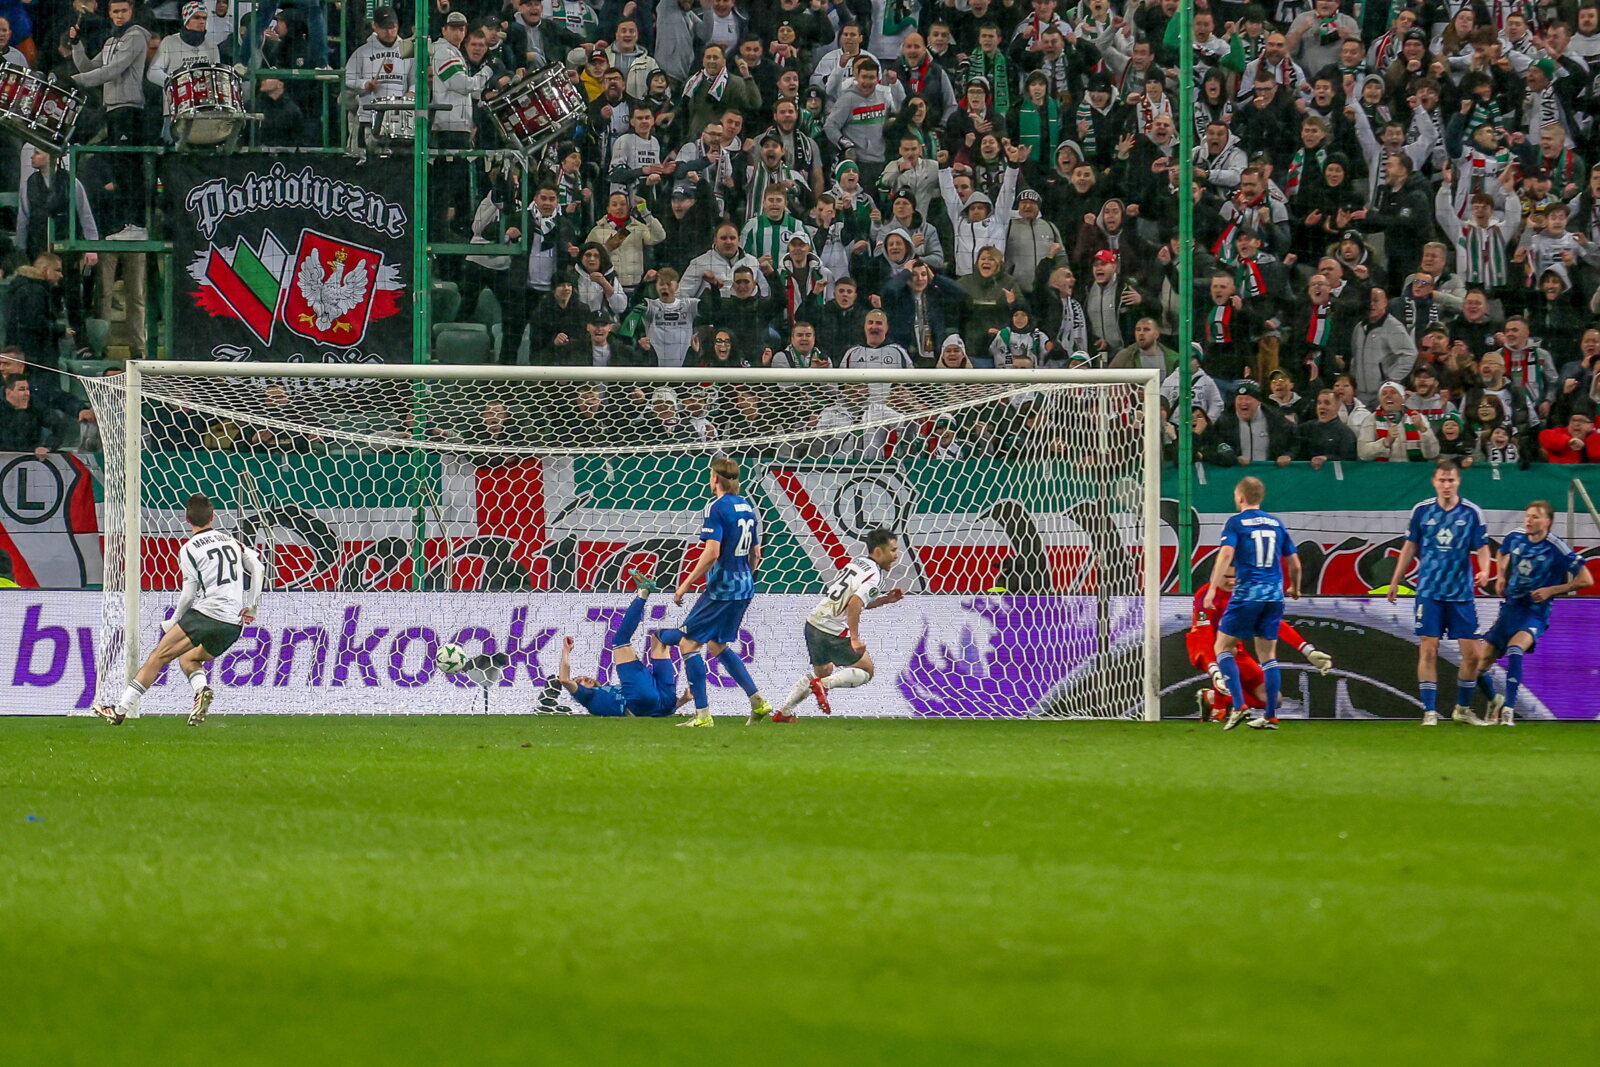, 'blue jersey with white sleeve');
701,493,758,601
1219,509,1298,603
1501,530,1582,605
1406,498,1488,602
